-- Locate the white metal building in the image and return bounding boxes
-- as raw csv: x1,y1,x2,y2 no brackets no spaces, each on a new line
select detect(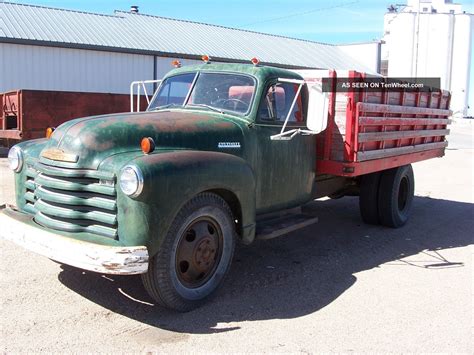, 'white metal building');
382,0,473,118
0,2,380,96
